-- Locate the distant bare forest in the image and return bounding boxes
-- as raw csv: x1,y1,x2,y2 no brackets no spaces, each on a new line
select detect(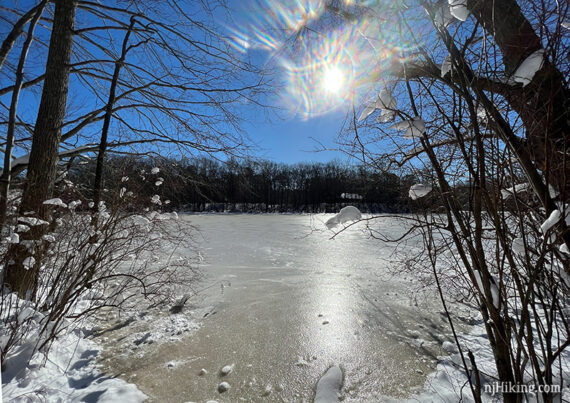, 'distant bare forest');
58,156,452,213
